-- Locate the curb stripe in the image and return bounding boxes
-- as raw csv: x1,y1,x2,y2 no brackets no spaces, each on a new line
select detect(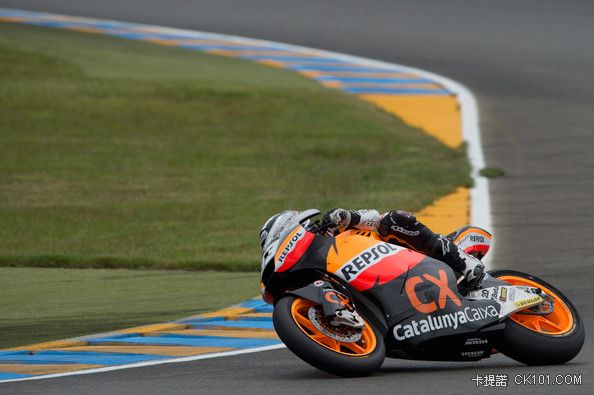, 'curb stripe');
0,373,33,380
50,345,233,357
0,364,102,375
0,297,282,383
343,87,450,95
0,351,170,365
287,65,401,72
316,76,432,83
88,336,278,349
158,329,278,339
